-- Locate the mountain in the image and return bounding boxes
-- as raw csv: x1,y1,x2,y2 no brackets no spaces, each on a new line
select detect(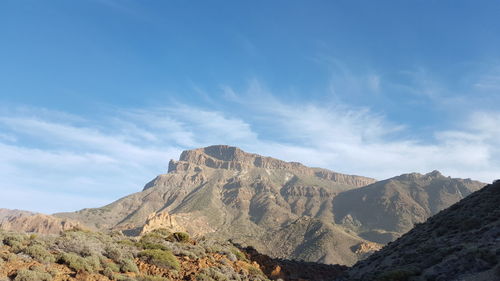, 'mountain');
0,209,84,235
346,179,500,281
333,171,484,243
52,145,485,266
55,145,378,265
